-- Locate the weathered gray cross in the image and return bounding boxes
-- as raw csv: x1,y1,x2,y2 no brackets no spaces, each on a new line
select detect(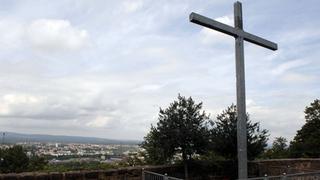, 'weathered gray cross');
189,1,277,179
